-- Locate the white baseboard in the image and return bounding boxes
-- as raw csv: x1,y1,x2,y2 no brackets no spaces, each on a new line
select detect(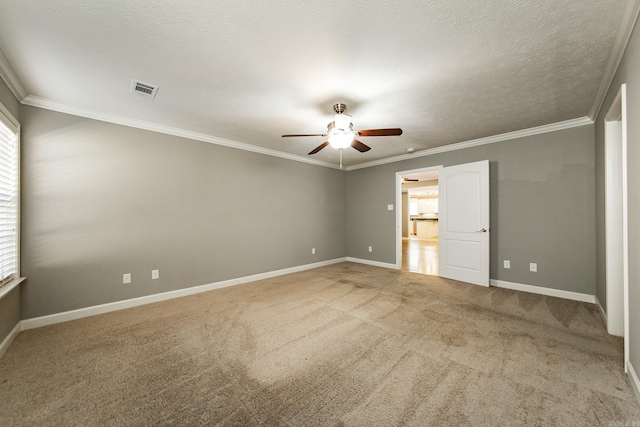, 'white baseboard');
595,296,608,328
627,361,640,407
346,257,399,270
490,279,596,303
0,321,22,359
22,258,348,330
14,261,599,335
